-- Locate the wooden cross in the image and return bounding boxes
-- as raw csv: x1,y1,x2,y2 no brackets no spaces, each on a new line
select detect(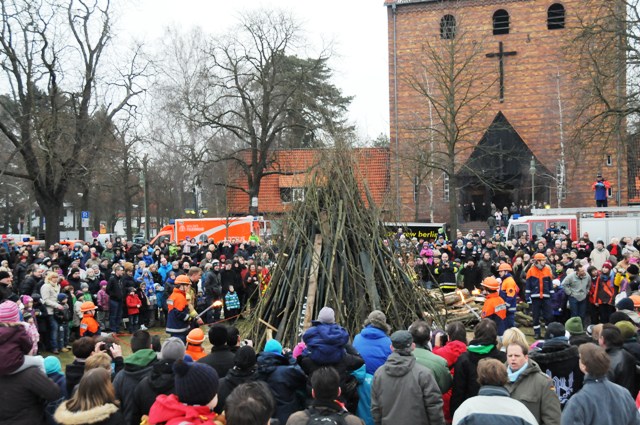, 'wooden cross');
486,41,517,103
